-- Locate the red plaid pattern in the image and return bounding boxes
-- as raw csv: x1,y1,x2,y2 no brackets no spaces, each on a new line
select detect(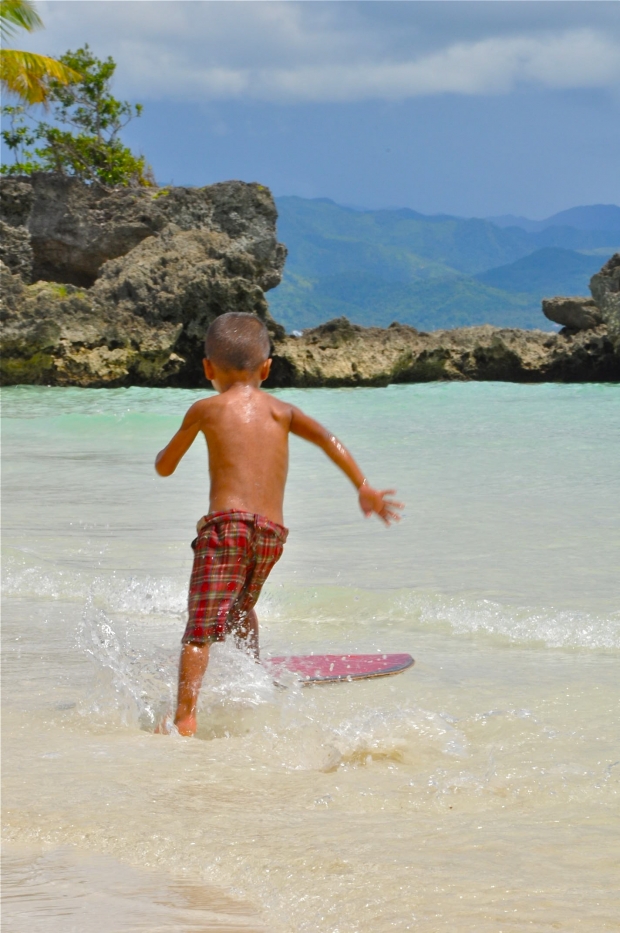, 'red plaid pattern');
183,510,288,645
